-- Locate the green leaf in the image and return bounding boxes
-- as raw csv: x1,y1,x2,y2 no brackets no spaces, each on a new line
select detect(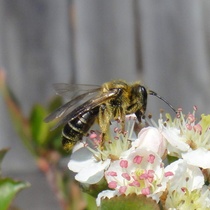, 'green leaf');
83,193,97,210
46,130,66,154
0,149,9,177
0,178,30,210
100,194,160,210
30,104,49,146
1,84,32,152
